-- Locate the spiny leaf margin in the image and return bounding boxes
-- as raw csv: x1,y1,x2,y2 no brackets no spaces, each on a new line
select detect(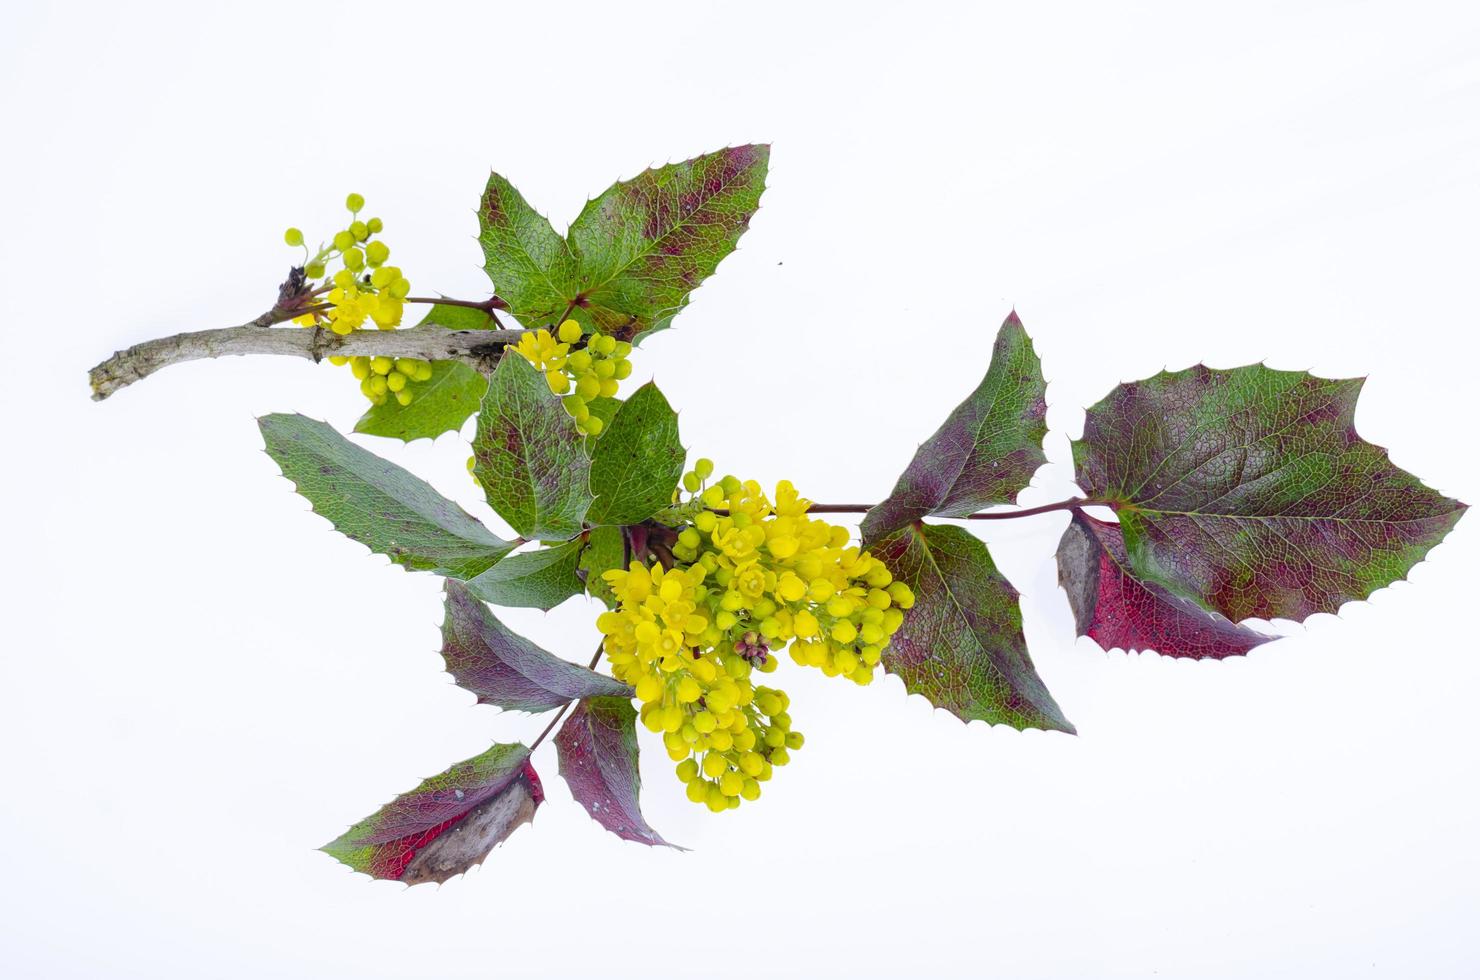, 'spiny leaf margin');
867,522,1074,733
586,382,685,526
258,413,513,579
565,144,769,342
441,580,632,711
862,312,1048,539
321,742,542,884
1073,363,1467,622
